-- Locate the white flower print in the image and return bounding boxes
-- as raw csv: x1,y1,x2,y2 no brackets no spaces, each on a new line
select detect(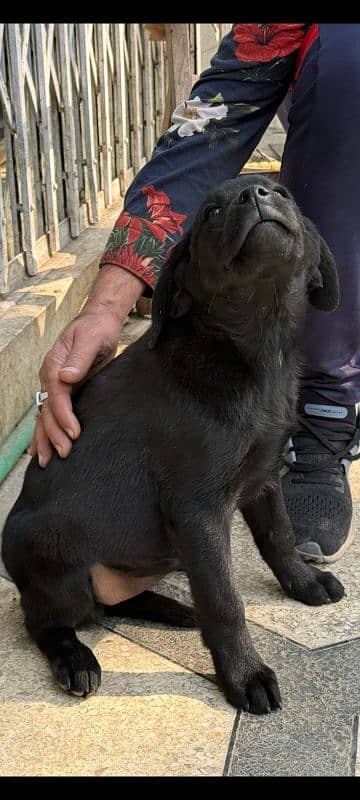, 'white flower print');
168,96,228,137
